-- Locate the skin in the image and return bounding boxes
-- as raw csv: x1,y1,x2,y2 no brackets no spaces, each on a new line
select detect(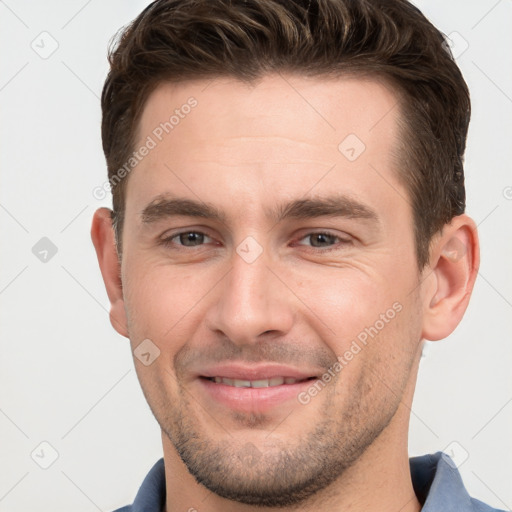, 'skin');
92,74,479,512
